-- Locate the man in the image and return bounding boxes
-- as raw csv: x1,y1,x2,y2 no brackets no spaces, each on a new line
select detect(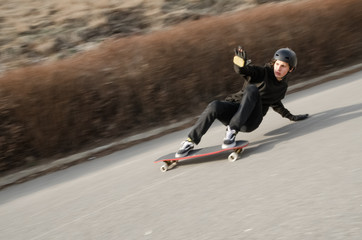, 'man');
176,47,309,157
